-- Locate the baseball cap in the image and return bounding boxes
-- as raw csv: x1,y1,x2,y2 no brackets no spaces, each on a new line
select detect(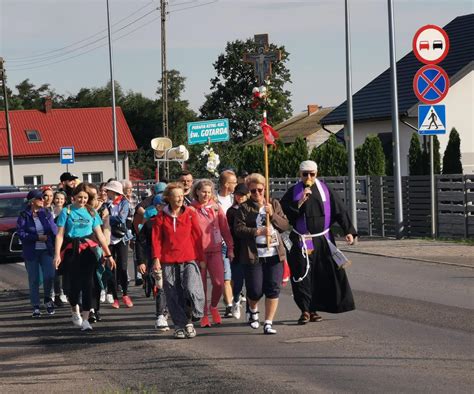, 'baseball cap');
234,183,249,196
60,172,78,182
27,189,44,201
